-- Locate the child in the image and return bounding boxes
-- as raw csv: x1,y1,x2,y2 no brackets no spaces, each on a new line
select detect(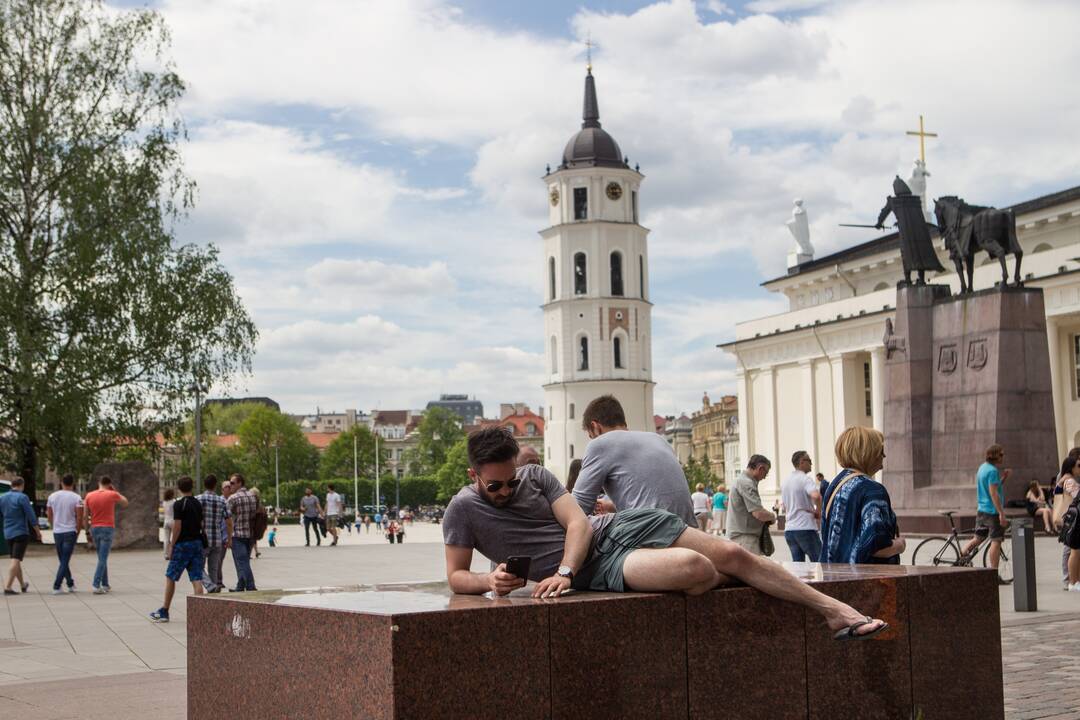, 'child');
268,526,278,547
